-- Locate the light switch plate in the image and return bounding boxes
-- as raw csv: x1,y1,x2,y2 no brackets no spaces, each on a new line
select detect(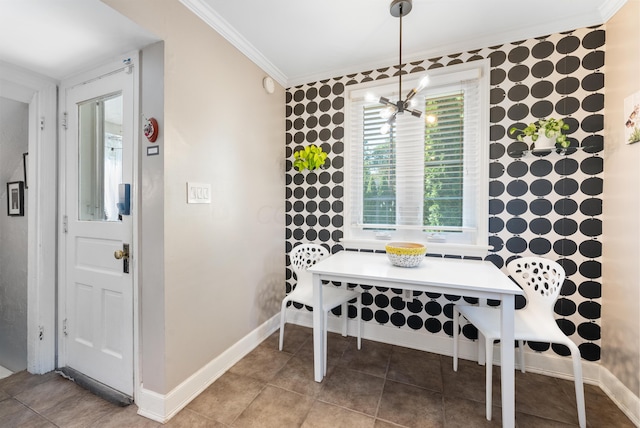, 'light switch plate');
187,182,211,204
